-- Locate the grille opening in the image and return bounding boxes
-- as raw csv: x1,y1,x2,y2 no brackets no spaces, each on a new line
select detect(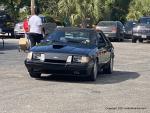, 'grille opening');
45,59,66,63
